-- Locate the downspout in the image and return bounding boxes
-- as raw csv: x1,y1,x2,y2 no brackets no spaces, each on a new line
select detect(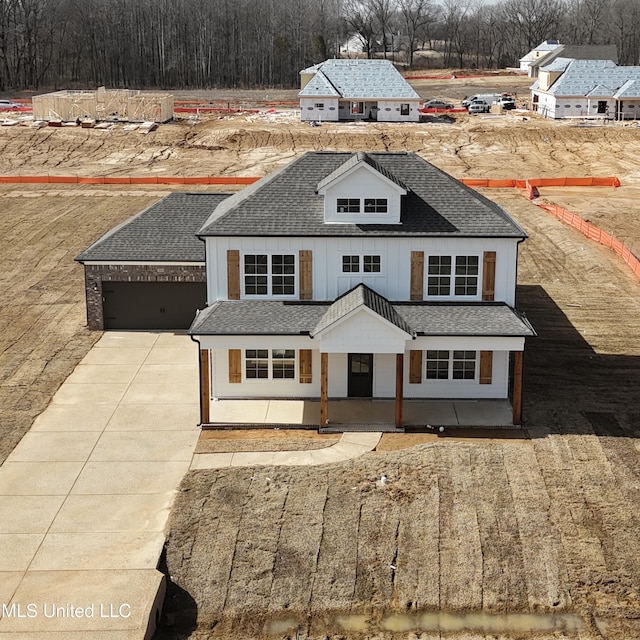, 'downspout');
190,333,205,427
